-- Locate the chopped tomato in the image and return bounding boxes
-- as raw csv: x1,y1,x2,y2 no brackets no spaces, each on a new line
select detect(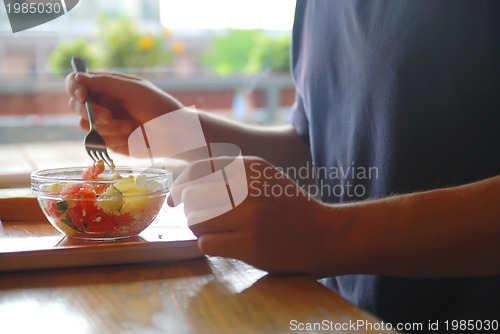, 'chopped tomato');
60,183,95,198
65,199,115,233
77,187,97,212
112,212,133,228
85,212,115,233
82,161,109,194
94,183,110,195
82,160,105,180
45,201,59,218
65,205,86,231
60,183,82,197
